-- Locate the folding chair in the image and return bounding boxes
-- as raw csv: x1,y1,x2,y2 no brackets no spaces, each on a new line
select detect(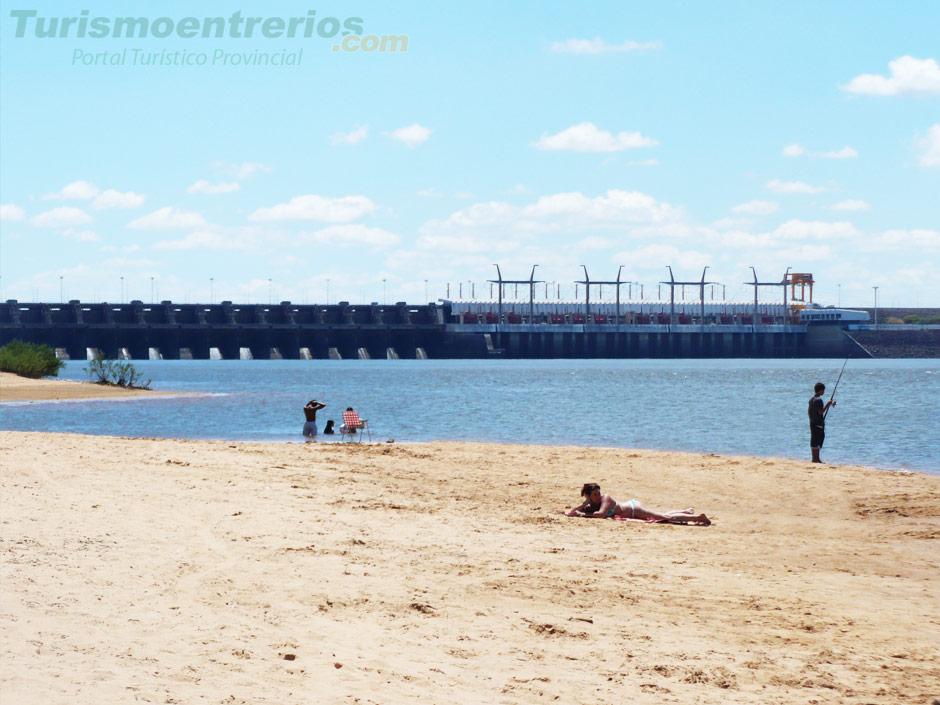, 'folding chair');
341,409,371,443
